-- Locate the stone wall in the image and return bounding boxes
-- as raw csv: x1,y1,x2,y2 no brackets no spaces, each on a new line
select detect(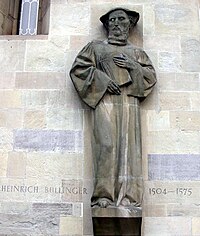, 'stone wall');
0,0,200,235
